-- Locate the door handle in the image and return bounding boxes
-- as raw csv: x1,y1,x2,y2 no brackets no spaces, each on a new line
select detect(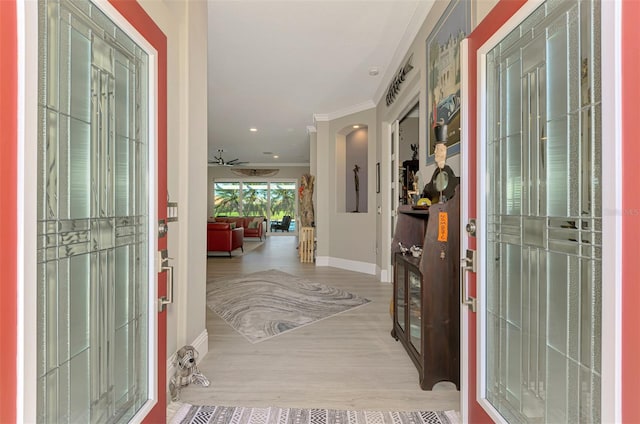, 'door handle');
460,249,477,312
158,263,174,312
157,249,174,312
